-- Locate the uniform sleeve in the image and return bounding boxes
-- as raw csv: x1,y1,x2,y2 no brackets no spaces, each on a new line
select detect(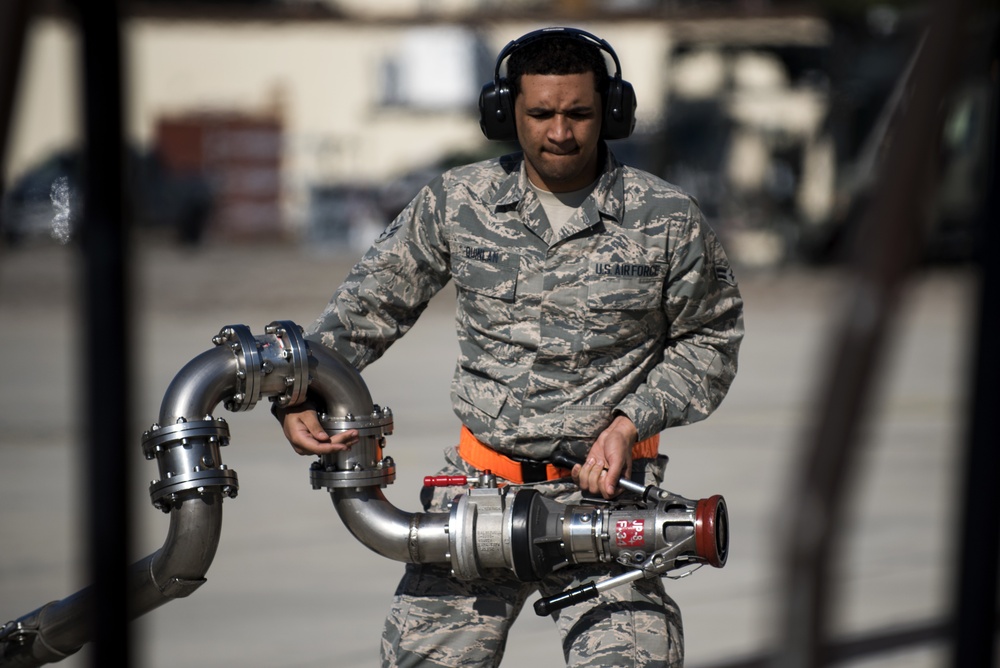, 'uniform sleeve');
306,177,451,371
614,200,744,439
